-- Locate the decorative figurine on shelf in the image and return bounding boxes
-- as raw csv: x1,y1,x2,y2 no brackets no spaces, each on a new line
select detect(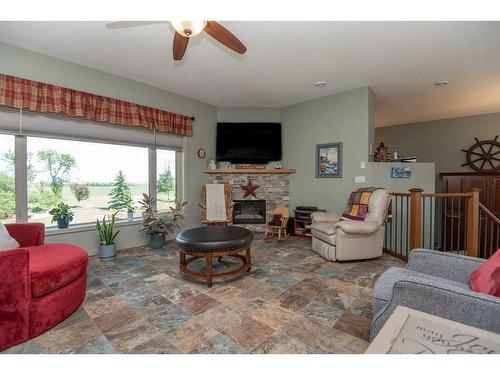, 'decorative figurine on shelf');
374,142,388,162
393,146,400,161
208,159,216,169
